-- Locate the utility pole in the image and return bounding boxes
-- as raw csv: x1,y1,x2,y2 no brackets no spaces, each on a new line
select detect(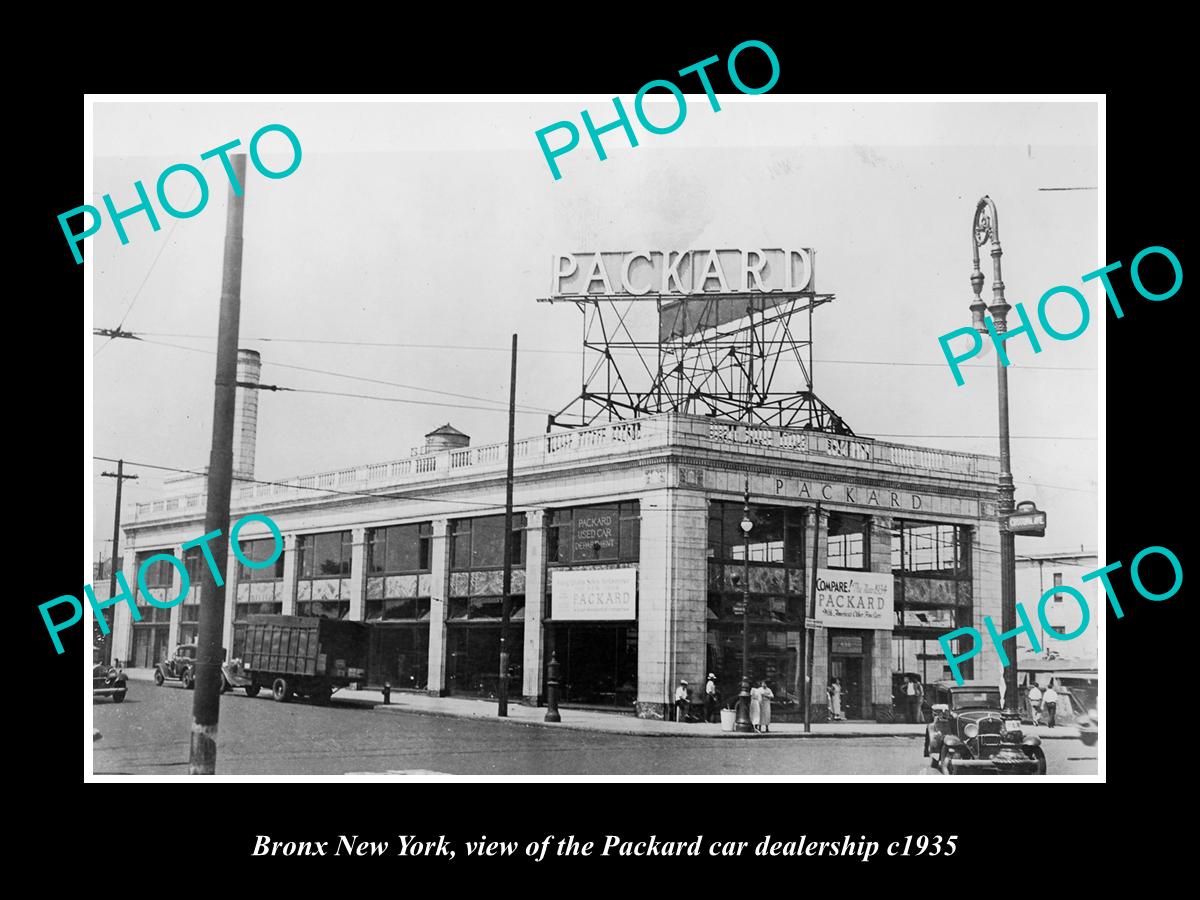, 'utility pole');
100,460,137,665
190,154,247,775
804,501,821,732
498,333,518,717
